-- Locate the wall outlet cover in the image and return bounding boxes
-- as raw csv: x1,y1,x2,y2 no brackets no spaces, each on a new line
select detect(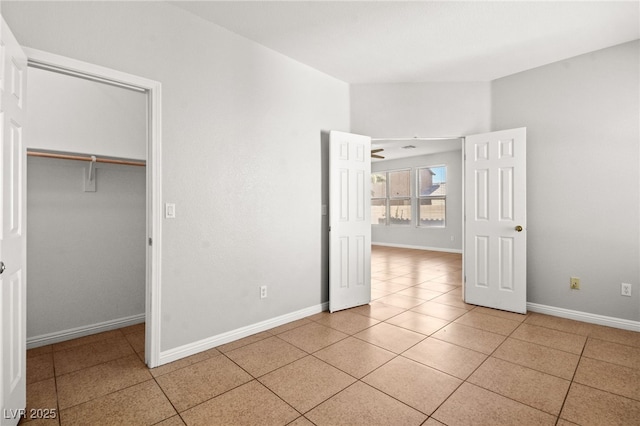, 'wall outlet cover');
621,283,632,297
570,277,580,290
